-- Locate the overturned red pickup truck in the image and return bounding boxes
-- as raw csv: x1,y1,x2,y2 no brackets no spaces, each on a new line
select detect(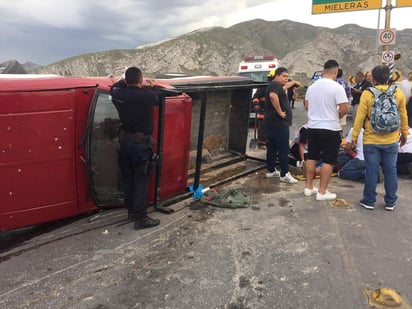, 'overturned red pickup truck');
0,74,260,231
0,74,195,231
